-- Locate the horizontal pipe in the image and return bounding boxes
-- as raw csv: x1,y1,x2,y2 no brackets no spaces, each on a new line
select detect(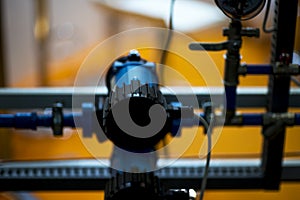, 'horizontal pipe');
242,64,300,75
64,113,80,127
243,64,273,75
193,113,300,126
0,113,79,130
241,113,263,125
0,112,300,132
189,42,229,51
0,114,14,127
